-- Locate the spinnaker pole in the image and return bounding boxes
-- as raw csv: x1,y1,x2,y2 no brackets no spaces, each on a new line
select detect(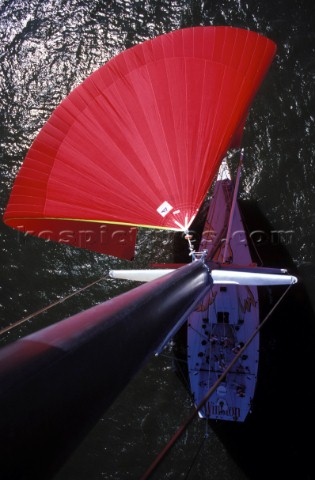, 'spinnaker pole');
0,260,210,480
